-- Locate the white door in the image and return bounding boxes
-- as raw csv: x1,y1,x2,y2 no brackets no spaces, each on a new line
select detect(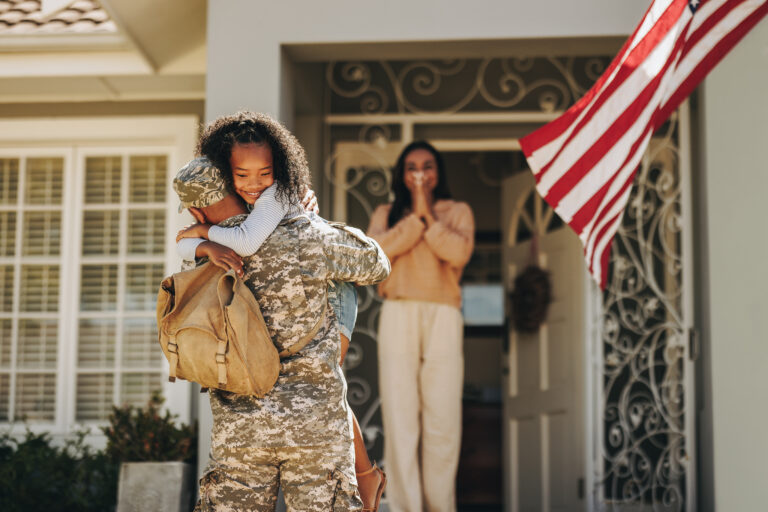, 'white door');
501,170,589,512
